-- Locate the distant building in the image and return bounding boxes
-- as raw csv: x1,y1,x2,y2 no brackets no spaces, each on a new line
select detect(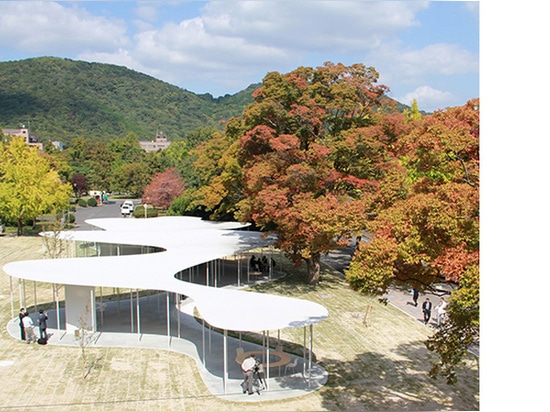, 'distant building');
139,133,171,152
2,125,43,150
